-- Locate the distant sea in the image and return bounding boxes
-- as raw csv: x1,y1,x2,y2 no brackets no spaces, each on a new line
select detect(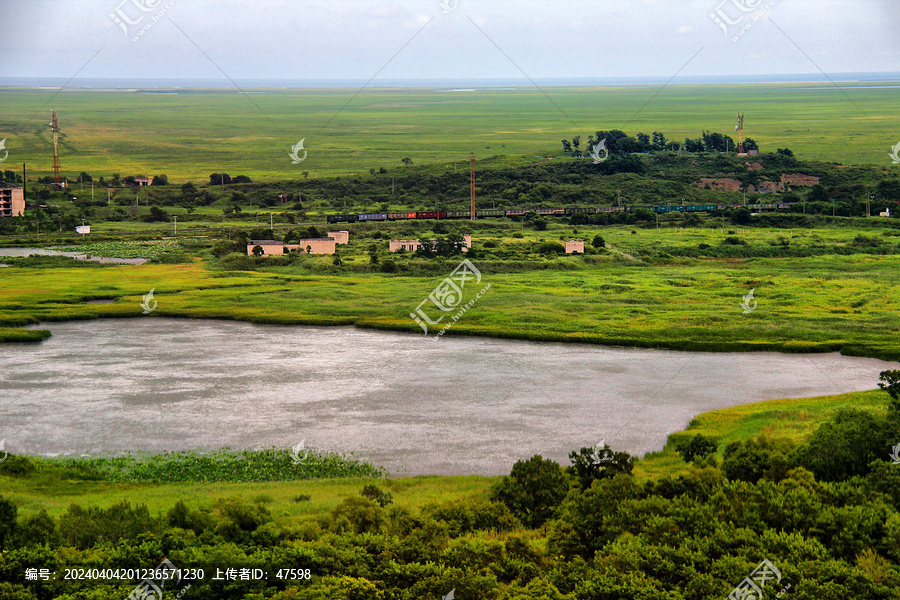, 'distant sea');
2,73,899,90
